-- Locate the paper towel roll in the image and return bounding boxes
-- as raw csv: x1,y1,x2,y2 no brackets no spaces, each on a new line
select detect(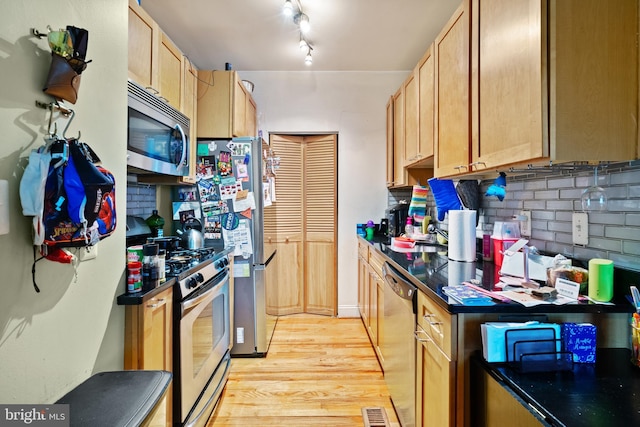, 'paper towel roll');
0,180,8,235
448,210,477,262
588,258,614,302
